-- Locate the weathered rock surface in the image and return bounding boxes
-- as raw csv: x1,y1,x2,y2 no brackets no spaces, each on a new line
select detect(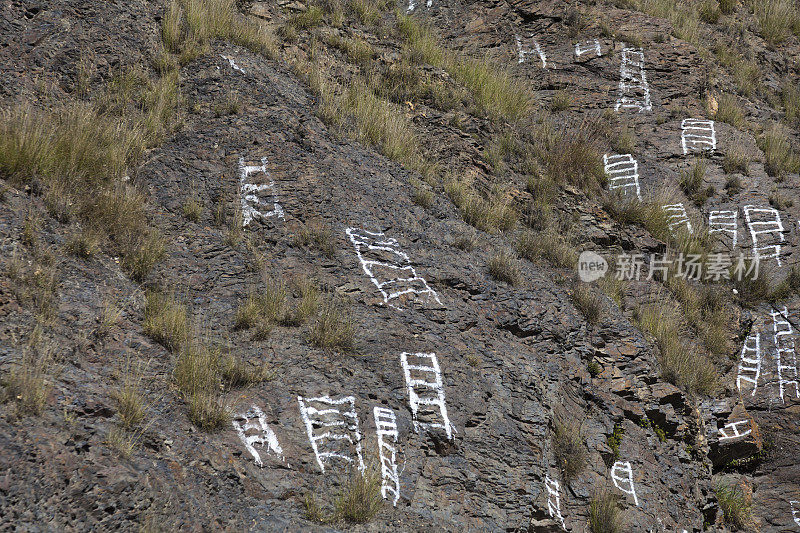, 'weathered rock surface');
2,0,800,531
